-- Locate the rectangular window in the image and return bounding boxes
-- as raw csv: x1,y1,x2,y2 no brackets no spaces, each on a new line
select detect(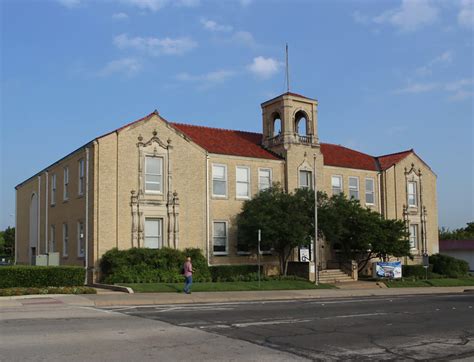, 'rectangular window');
299,170,312,189
63,167,69,200
408,181,417,207
49,225,55,252
365,178,375,205
78,159,85,196
236,166,250,199
144,218,163,249
409,224,418,249
145,156,163,193
51,174,57,205
77,221,85,257
213,221,228,255
62,223,68,257
332,175,343,195
212,164,227,197
258,168,272,191
349,177,359,199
